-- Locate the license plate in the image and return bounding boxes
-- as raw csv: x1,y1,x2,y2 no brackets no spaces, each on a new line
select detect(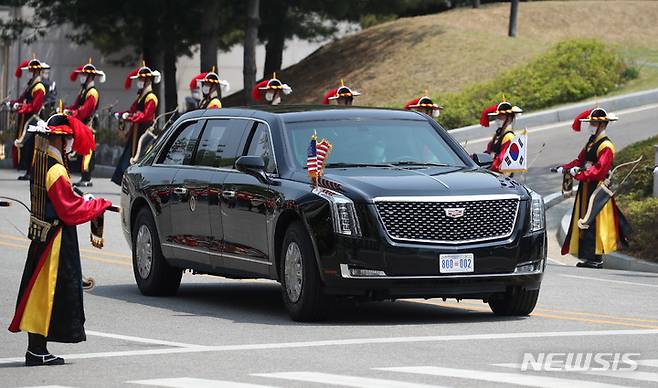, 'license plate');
439,254,474,273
